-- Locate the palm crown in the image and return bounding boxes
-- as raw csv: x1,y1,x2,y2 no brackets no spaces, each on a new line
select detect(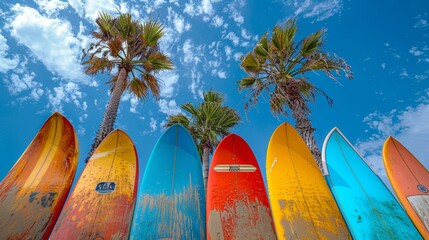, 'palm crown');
83,12,173,162
83,12,173,100
238,19,352,171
